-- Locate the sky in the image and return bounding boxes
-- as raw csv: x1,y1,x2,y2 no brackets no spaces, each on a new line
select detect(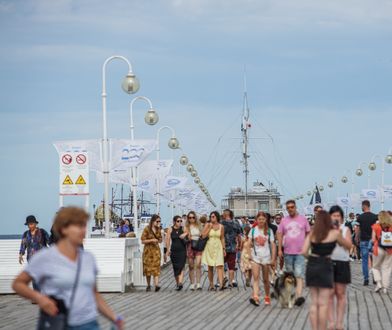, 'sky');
1,0,392,233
